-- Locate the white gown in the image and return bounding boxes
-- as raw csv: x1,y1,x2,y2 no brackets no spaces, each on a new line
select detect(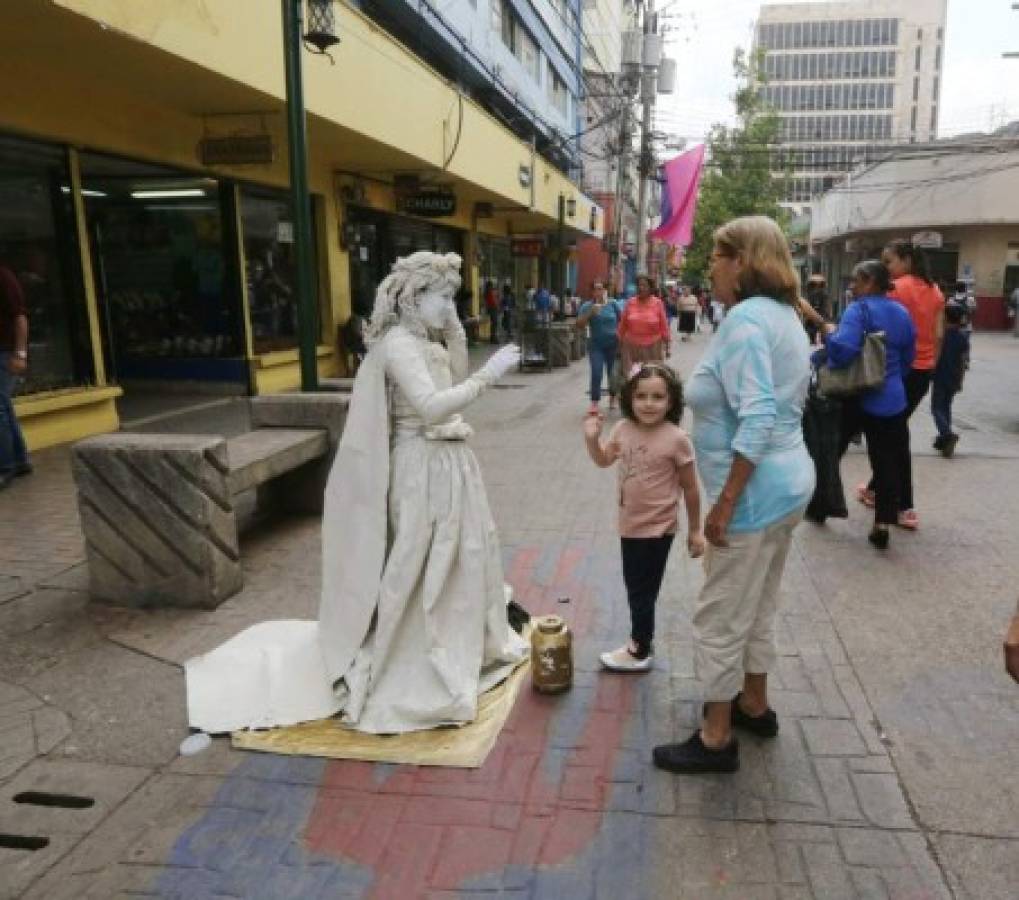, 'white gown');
185,324,527,734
